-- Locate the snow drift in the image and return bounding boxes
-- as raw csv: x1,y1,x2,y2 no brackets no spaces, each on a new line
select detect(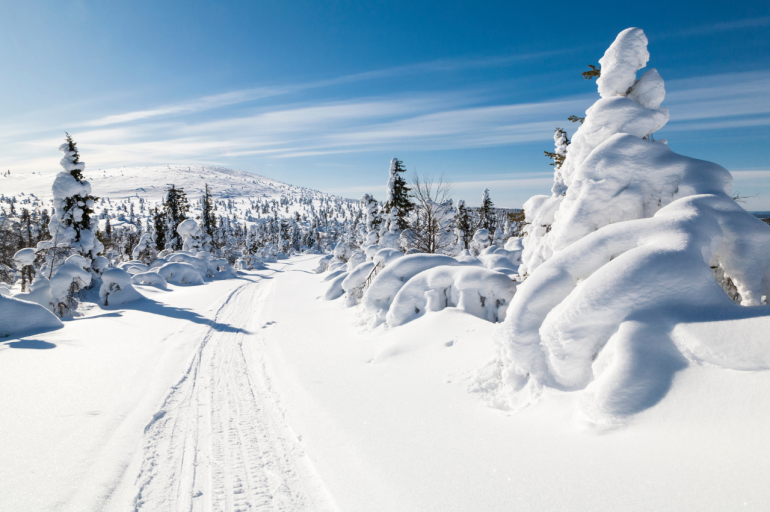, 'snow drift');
0,295,63,338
